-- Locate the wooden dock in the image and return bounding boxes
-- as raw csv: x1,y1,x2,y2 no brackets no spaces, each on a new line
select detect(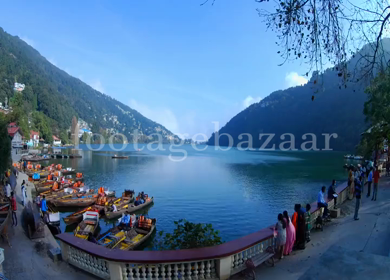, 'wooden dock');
50,154,82,159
